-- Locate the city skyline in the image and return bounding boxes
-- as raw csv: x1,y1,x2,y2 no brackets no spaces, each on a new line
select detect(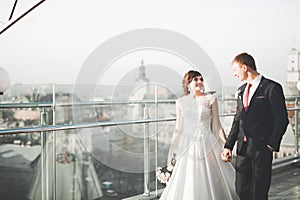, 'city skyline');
0,0,300,88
